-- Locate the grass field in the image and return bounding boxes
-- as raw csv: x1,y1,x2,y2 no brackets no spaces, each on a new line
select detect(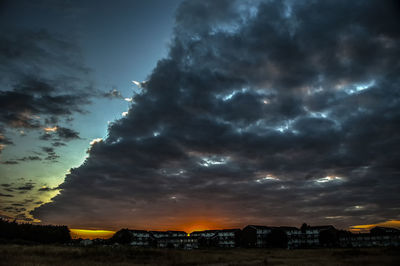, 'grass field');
1,245,399,266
